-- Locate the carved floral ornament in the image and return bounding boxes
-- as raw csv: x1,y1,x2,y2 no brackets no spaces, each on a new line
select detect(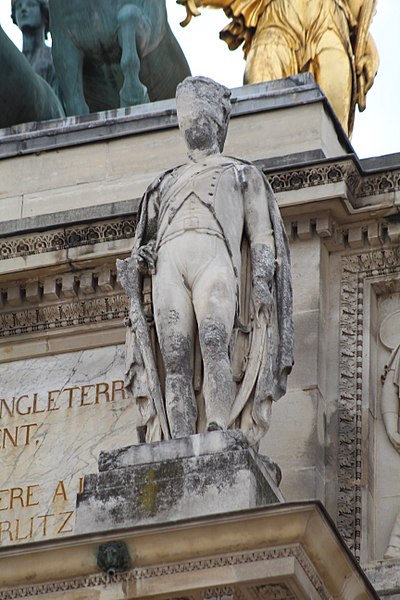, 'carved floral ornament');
0,218,136,262
265,159,400,198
